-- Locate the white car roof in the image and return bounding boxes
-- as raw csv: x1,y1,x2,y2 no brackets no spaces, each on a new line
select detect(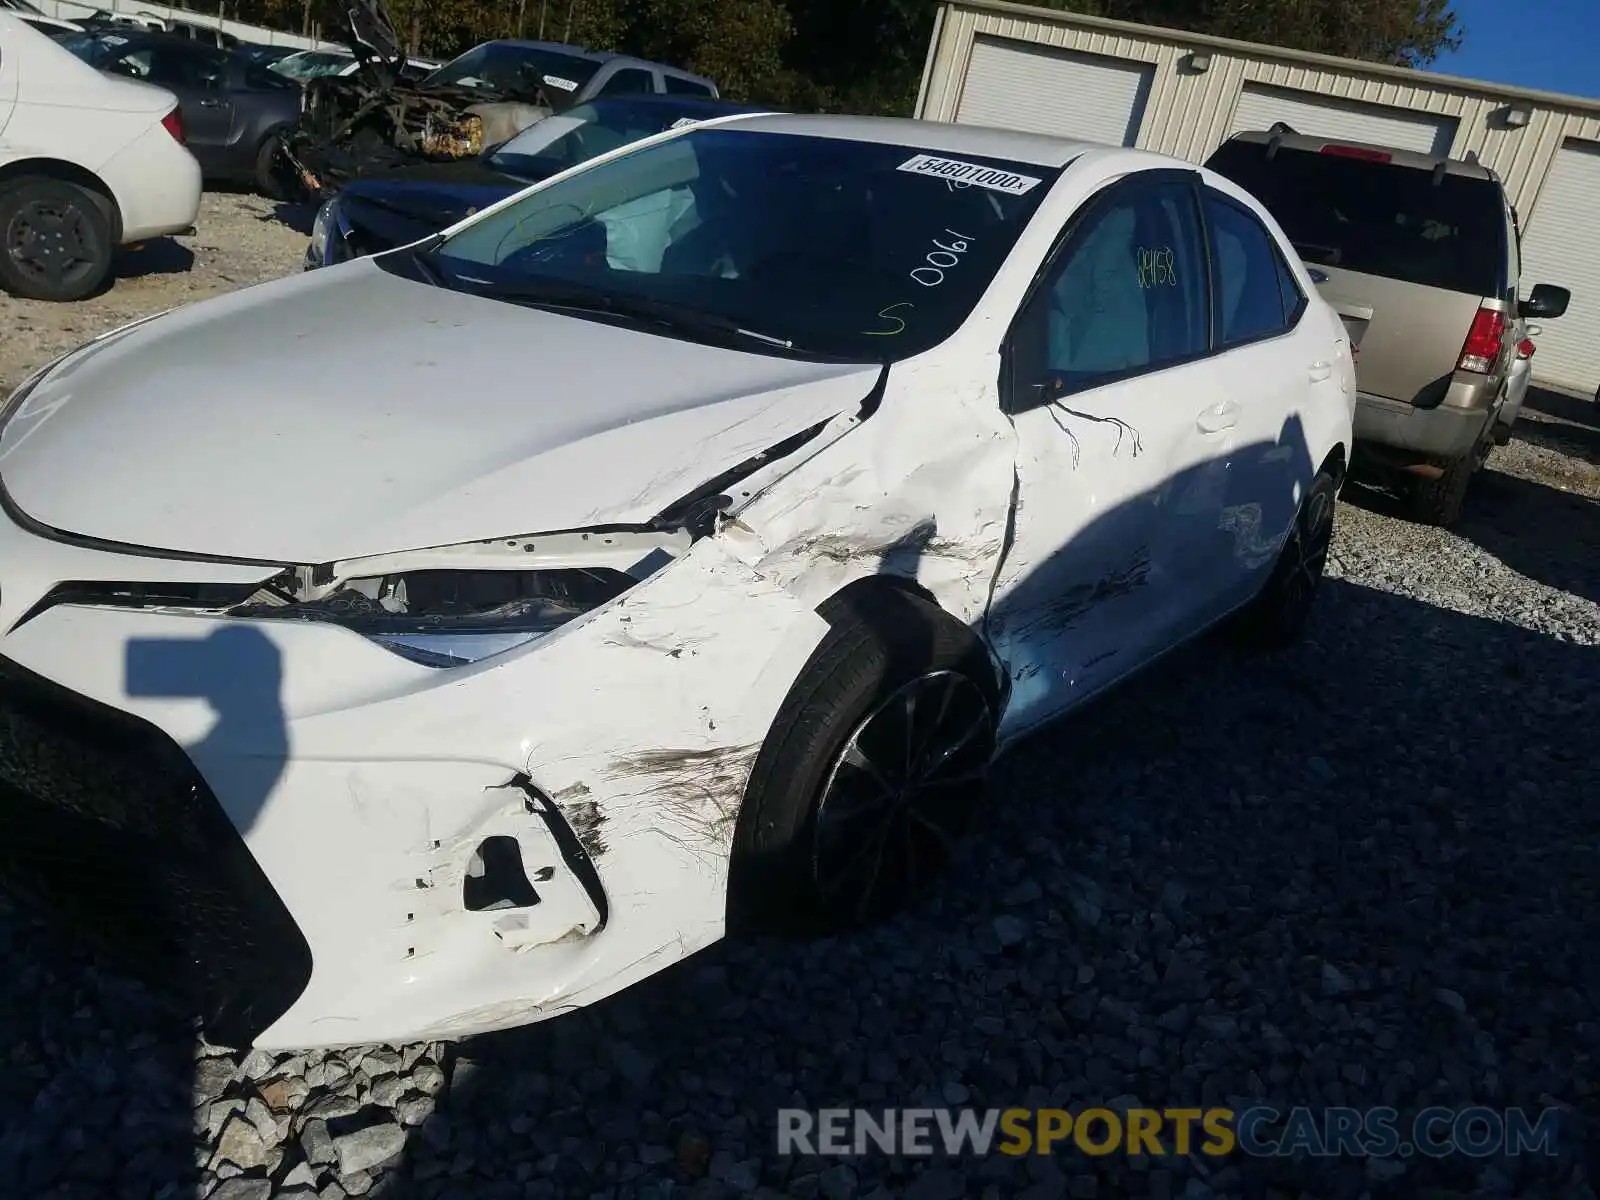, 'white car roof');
19,11,80,30
0,10,179,109
0,11,99,78
703,113,1109,169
